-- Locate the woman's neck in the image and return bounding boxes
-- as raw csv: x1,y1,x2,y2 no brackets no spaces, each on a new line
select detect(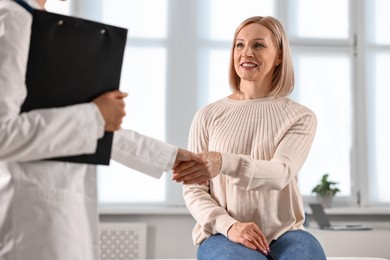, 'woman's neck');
231,81,272,100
